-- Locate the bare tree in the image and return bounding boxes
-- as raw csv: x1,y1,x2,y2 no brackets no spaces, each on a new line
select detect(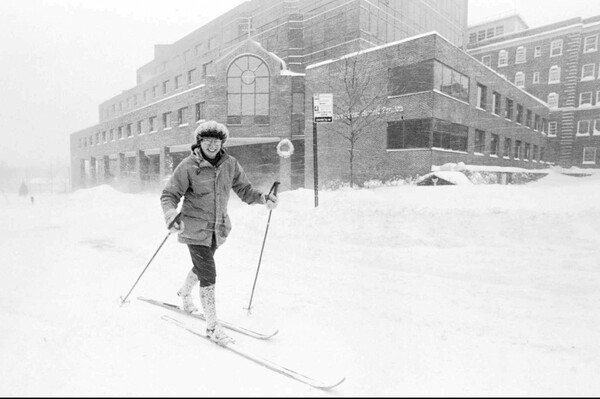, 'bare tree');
321,53,390,187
